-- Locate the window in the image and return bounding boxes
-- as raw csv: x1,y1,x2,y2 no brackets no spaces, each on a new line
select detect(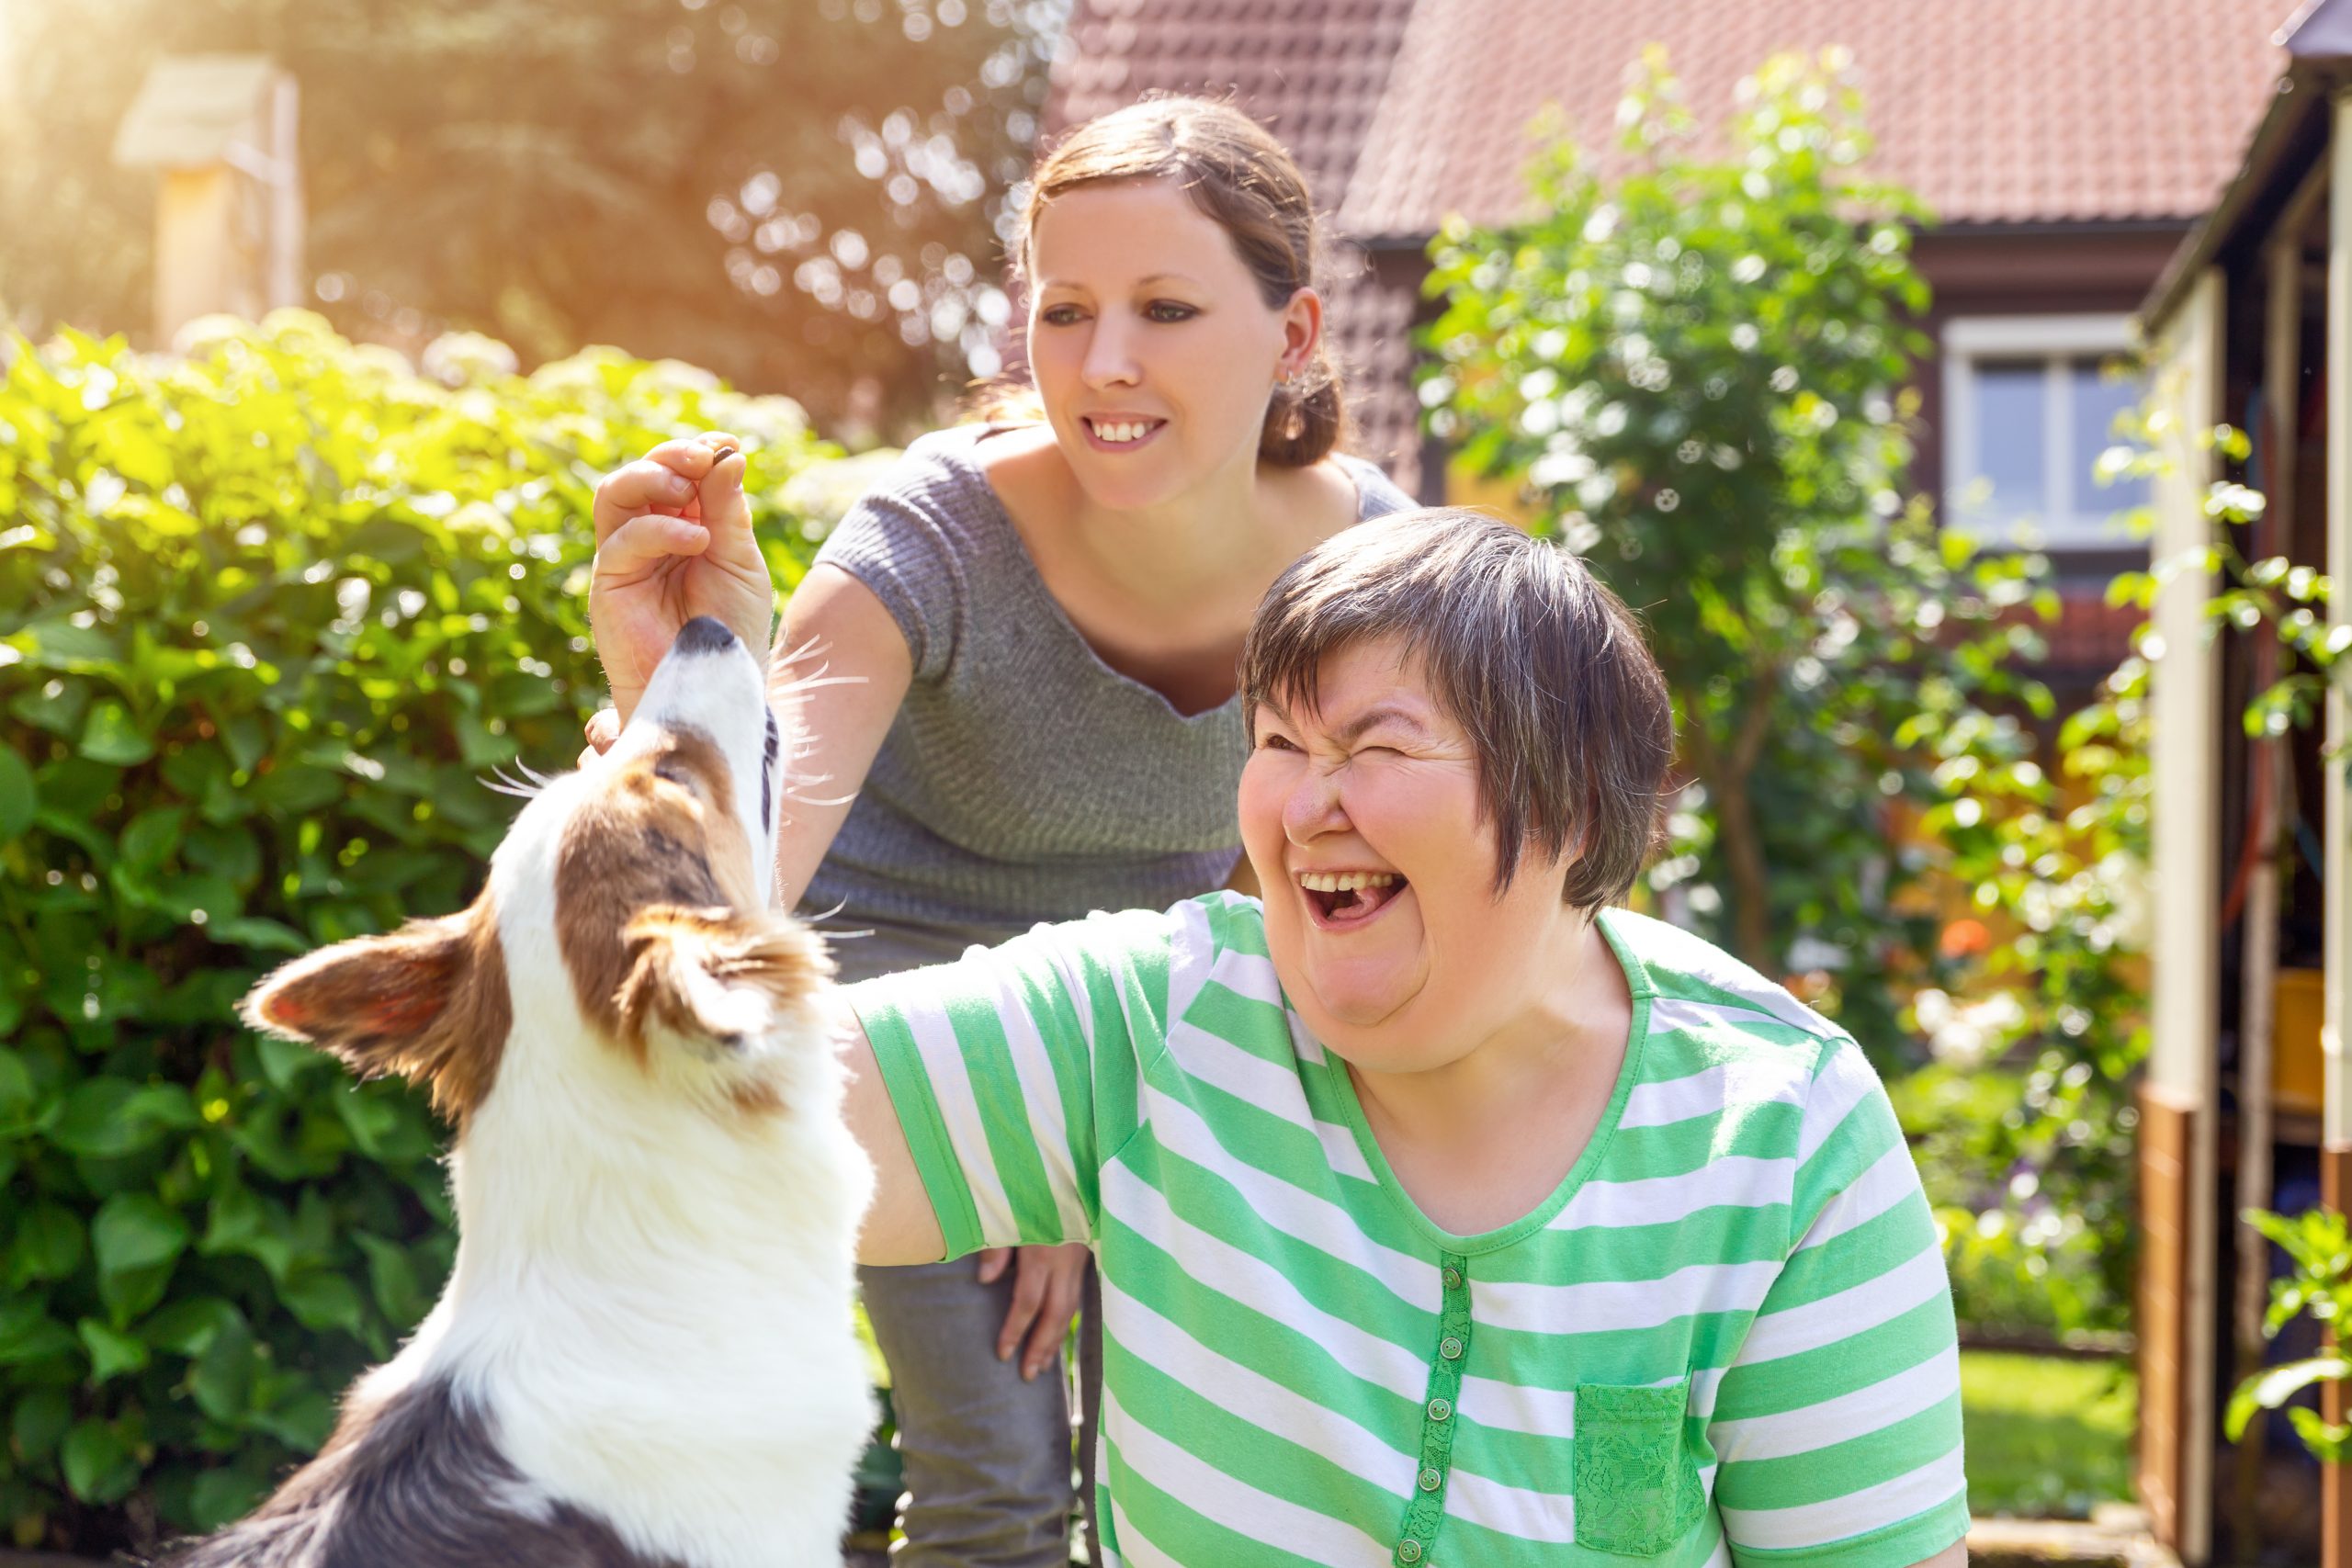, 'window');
1941,314,2150,550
